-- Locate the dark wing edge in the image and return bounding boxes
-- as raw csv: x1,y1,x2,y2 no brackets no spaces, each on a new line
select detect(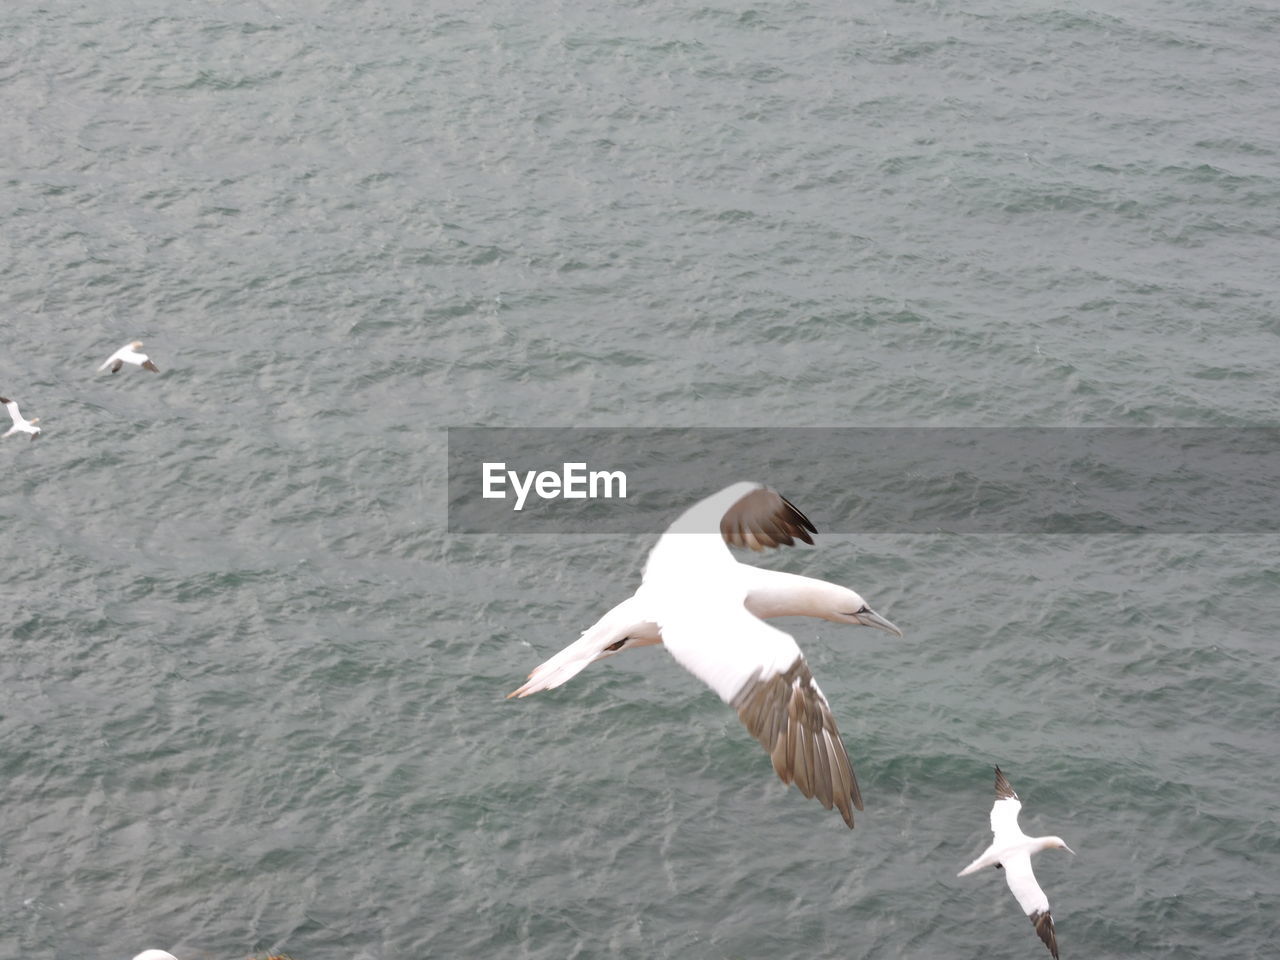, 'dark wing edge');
110,359,123,373
994,766,1018,801
729,658,861,827
1029,909,1059,959
720,487,818,552
142,360,160,372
